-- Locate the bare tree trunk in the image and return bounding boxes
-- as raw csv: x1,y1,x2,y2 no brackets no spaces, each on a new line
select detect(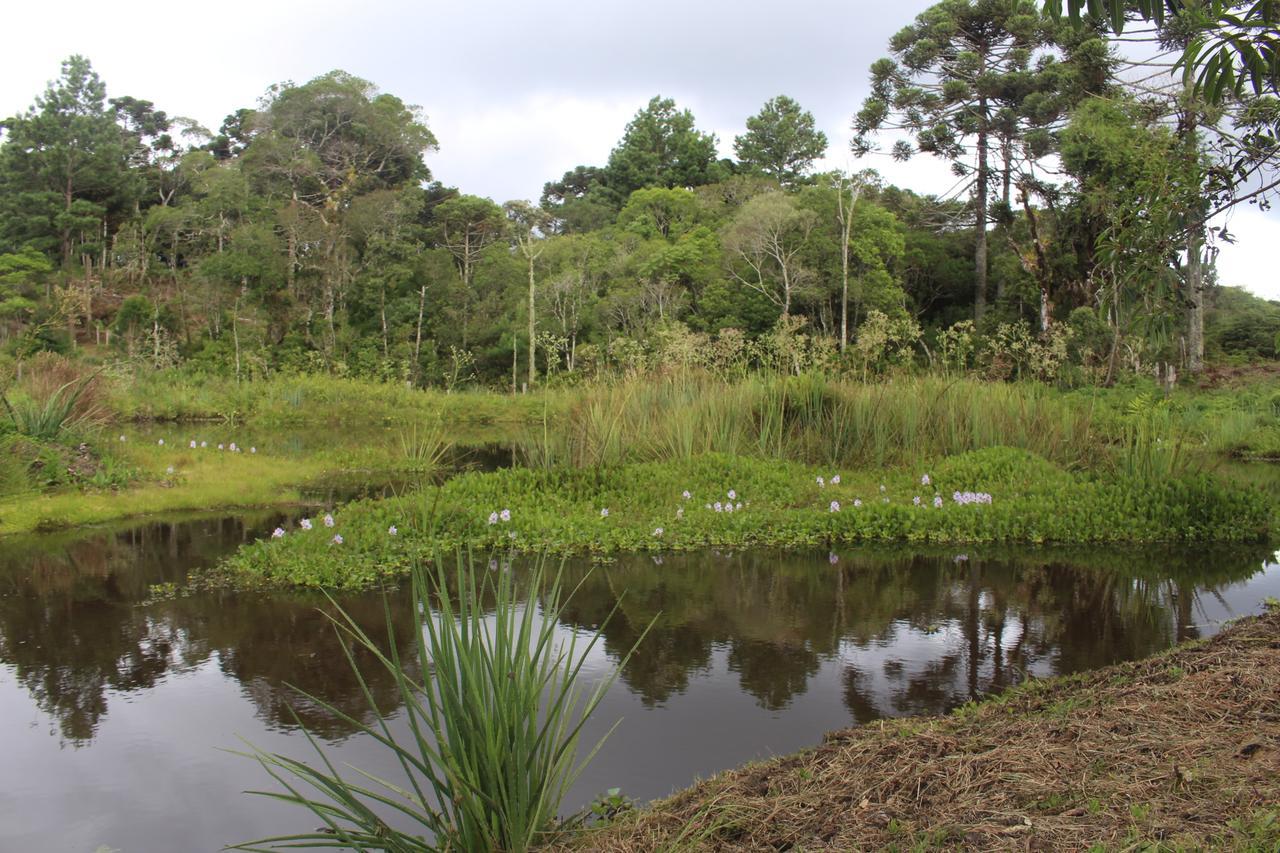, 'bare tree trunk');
836,177,860,352
233,280,245,383
975,105,990,323
380,285,389,358
1187,227,1205,373
413,284,426,384
527,251,537,388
